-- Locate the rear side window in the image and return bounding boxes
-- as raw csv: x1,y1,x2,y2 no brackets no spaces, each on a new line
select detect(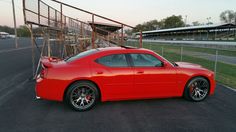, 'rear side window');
65,49,98,62
130,54,163,67
96,54,128,67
